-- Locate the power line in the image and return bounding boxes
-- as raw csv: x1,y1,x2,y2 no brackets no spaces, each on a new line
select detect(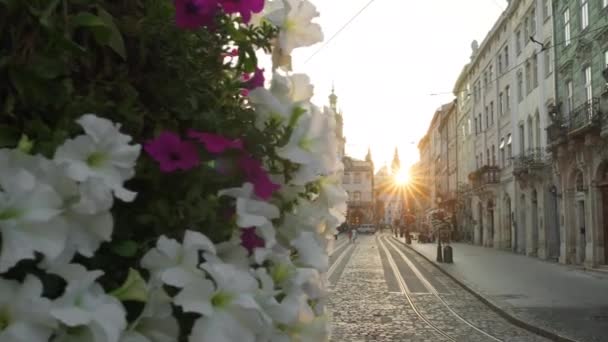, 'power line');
429,23,608,97
304,0,379,64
